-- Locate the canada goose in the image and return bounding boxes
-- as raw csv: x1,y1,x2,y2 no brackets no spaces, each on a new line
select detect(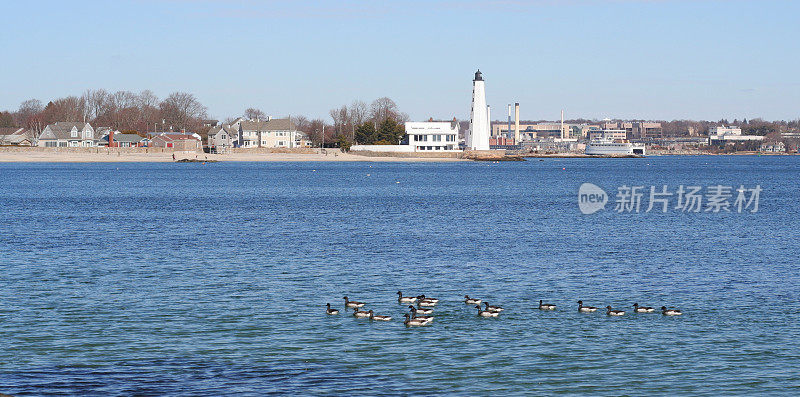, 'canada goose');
484,302,504,312
417,295,437,307
326,303,339,315
397,291,417,303
661,306,683,316
633,303,655,313
353,308,371,318
410,305,433,315
464,295,482,305
368,310,392,321
404,313,429,327
477,305,499,317
408,307,434,323
606,306,625,316
538,300,556,310
578,300,597,313
343,296,365,309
